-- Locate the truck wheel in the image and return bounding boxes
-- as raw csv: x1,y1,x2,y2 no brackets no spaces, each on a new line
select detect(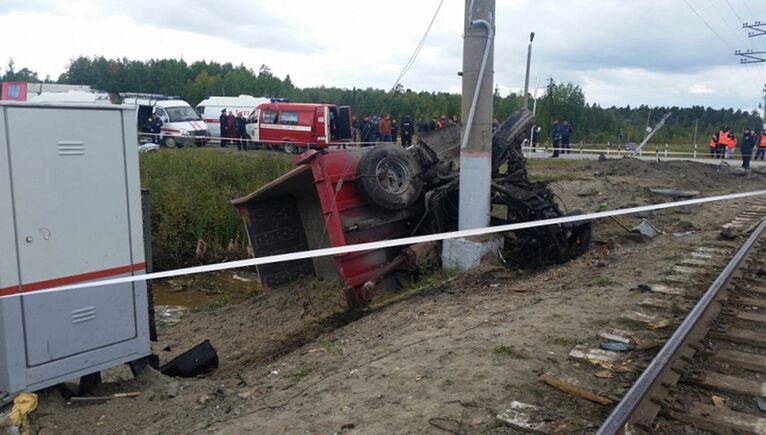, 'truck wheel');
356,144,422,210
284,142,296,154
